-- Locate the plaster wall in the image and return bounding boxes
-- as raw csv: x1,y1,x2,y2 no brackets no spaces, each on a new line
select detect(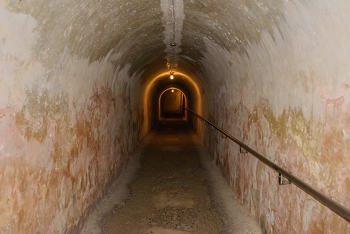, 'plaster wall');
1,0,350,232
0,4,140,233
198,1,350,233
